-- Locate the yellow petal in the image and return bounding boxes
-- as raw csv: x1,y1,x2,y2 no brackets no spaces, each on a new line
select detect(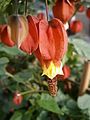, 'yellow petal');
42,61,63,79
